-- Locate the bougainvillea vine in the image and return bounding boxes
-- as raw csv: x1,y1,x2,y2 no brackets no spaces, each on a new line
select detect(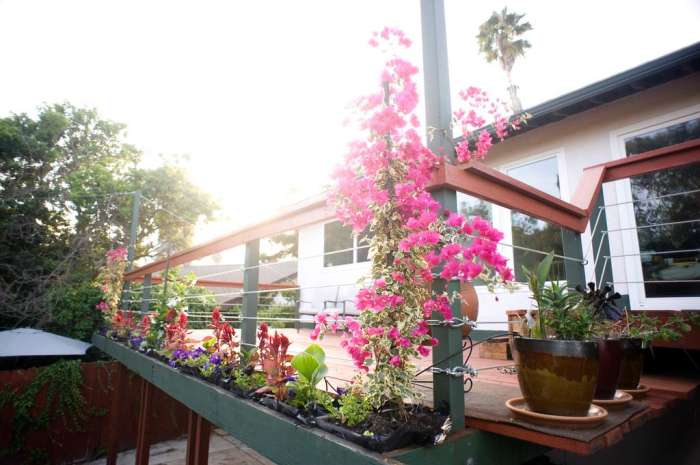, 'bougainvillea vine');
314,28,522,409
